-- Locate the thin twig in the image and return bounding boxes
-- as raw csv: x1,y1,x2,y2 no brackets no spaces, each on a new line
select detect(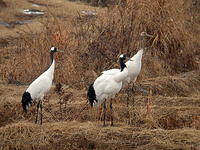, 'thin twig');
74,100,89,119
45,6,62,40
59,97,62,119
43,105,59,122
